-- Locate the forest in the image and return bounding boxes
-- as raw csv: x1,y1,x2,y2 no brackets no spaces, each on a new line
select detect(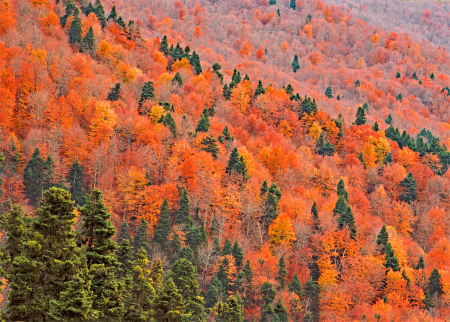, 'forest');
1,0,450,321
